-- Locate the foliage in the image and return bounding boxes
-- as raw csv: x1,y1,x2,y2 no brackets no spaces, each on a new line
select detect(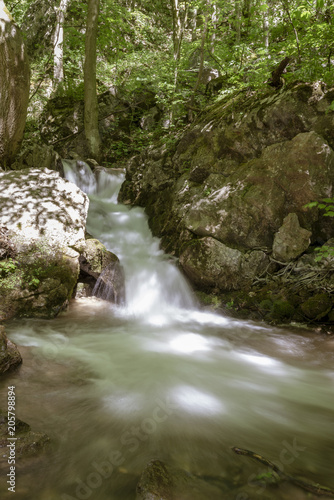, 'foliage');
305,198,334,261
5,0,334,144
